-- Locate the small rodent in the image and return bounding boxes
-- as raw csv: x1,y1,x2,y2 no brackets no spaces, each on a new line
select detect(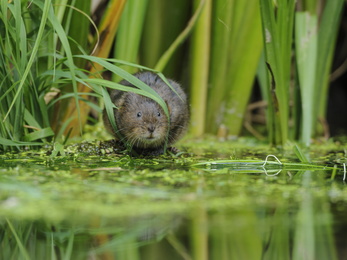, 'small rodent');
103,72,189,155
